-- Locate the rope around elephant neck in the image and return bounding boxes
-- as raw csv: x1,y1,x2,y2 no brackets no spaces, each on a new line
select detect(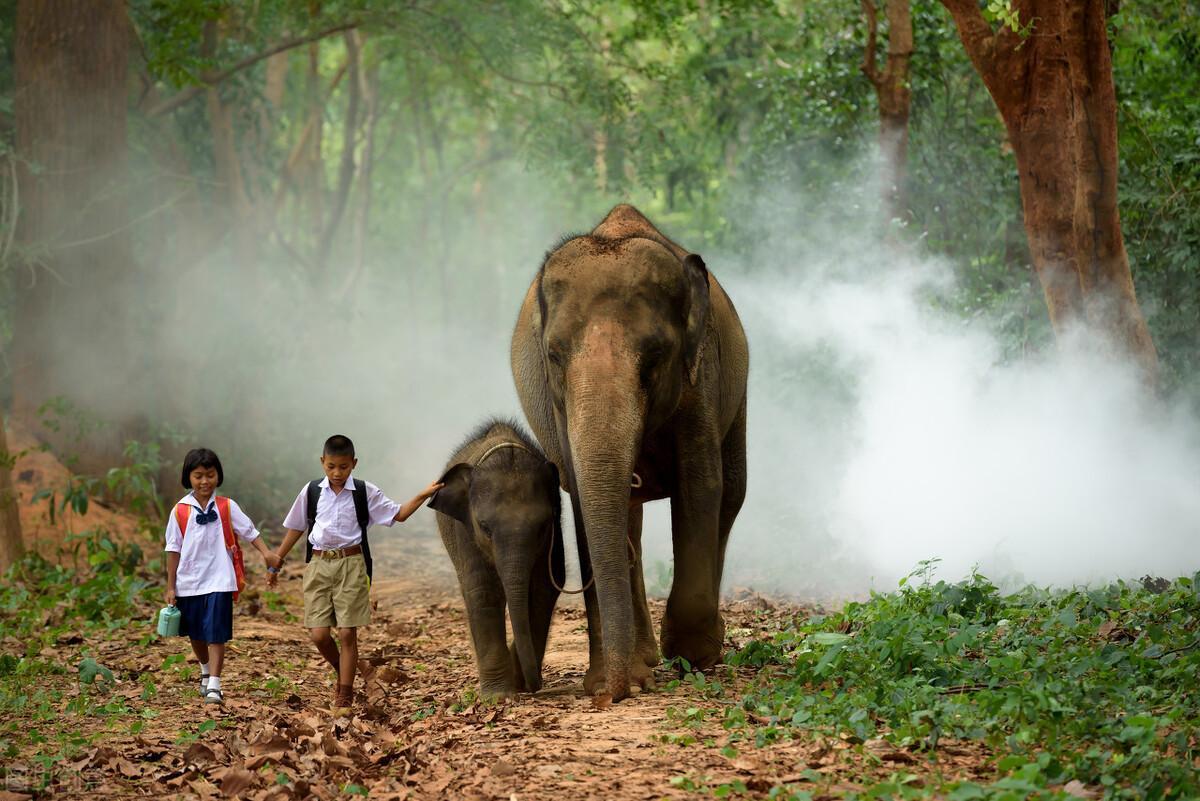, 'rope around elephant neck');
547,529,639,595
476,440,531,464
